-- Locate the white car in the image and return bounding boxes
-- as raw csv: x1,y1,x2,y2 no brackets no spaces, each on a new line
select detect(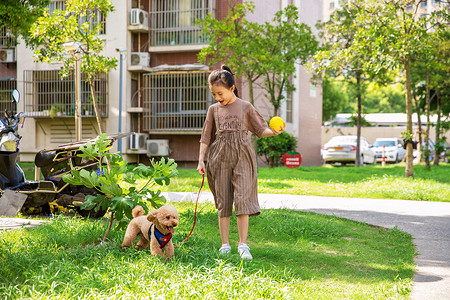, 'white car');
372,138,406,163
322,135,376,165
